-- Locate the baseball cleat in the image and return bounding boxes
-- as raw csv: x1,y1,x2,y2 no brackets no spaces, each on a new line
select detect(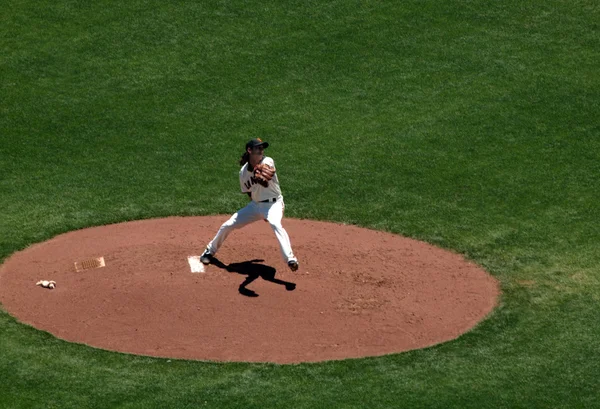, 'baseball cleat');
200,249,213,265
288,260,299,272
